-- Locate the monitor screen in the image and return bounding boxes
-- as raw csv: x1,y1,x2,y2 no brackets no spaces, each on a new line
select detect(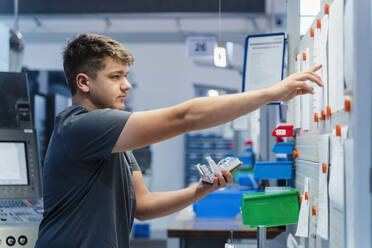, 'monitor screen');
0,142,28,185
